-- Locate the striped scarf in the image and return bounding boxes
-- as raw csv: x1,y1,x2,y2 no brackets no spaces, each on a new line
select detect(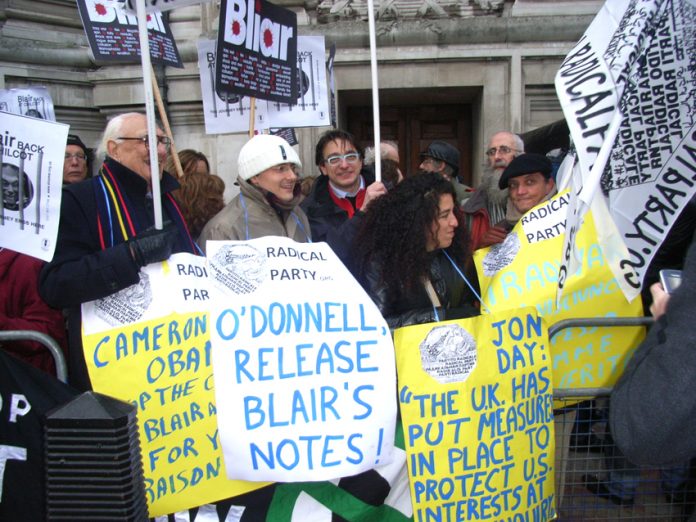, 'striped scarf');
92,160,199,254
